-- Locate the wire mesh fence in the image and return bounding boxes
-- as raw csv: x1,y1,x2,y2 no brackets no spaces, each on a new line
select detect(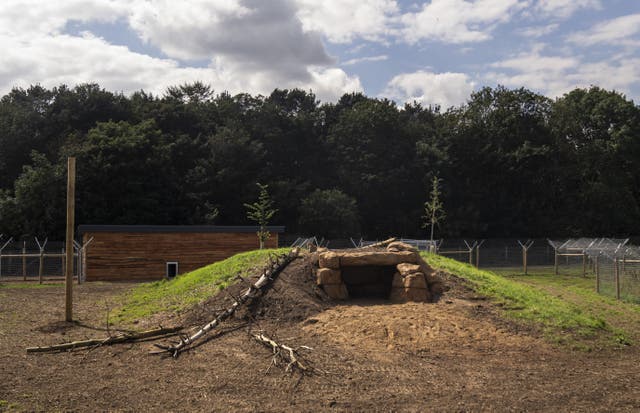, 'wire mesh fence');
0,239,80,281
